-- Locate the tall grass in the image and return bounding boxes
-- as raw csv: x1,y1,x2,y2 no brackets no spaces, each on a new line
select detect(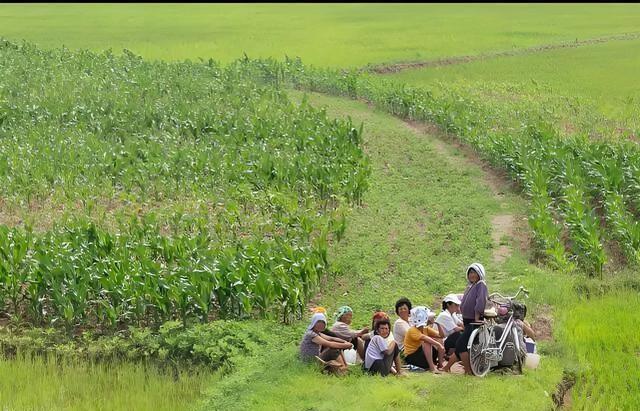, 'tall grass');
557,292,640,410
0,351,213,411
